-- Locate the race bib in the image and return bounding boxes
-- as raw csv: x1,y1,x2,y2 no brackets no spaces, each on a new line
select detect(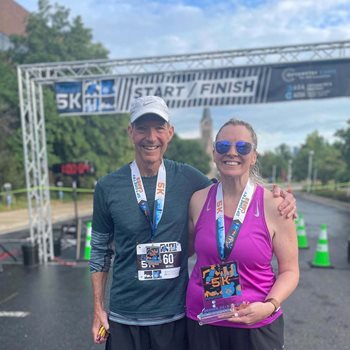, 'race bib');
136,241,182,281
